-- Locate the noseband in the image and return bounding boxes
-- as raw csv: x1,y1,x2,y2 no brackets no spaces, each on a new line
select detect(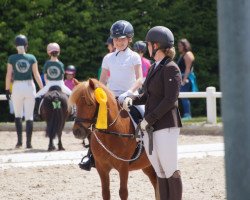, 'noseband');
74,101,135,138
74,104,99,132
